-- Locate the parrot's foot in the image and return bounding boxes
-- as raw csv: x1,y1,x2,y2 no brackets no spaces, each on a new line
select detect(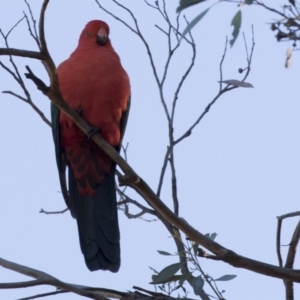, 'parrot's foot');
87,126,101,139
